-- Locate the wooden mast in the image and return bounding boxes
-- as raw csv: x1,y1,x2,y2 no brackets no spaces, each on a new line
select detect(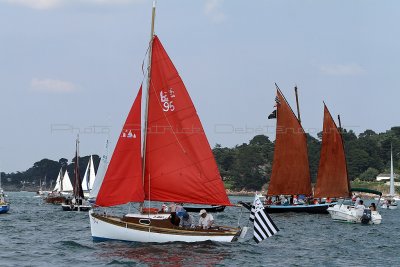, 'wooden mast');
142,1,156,196
294,85,301,123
